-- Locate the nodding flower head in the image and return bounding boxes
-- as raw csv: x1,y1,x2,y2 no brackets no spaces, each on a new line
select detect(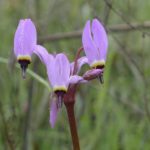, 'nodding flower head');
34,46,70,93
34,45,84,102
47,52,71,108
34,45,85,127
82,18,108,69
14,19,37,78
